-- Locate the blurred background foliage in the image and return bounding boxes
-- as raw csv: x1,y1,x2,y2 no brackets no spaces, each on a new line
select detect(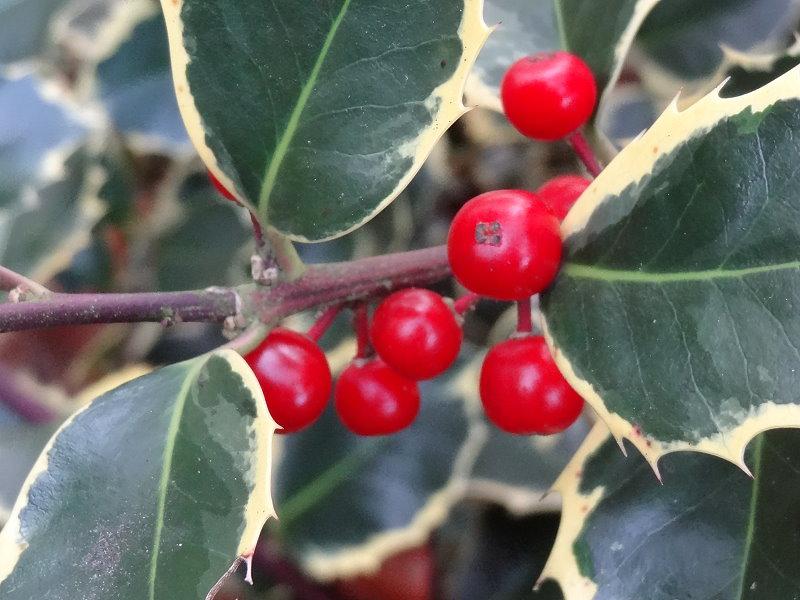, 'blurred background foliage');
1,0,799,597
